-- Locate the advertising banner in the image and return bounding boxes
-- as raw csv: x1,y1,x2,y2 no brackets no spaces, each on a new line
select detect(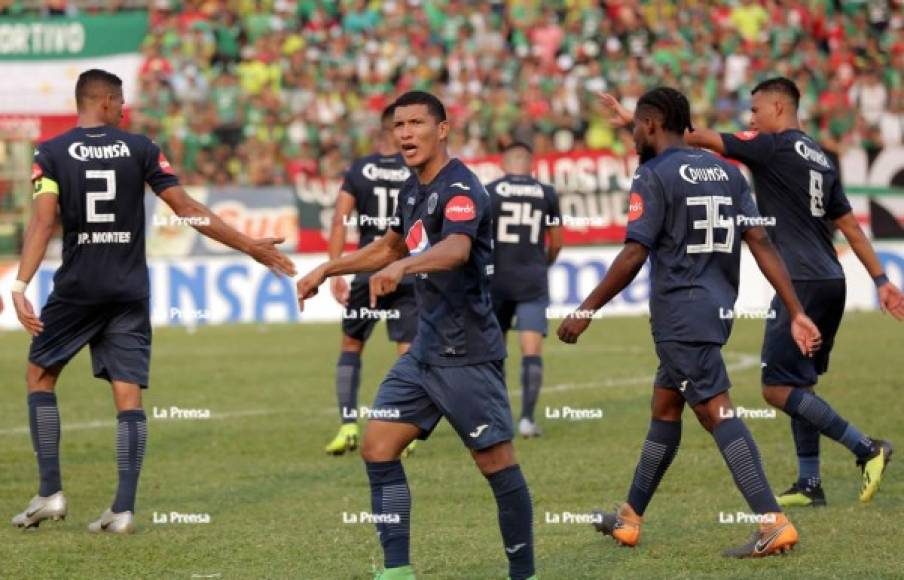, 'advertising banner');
2,243,902,331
